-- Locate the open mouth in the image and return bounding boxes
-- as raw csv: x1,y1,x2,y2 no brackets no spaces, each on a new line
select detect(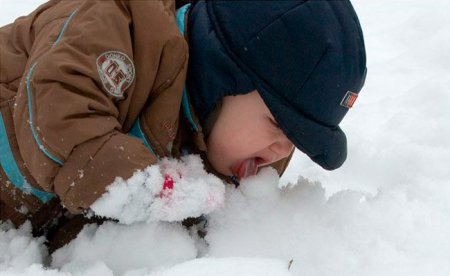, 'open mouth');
232,158,264,180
